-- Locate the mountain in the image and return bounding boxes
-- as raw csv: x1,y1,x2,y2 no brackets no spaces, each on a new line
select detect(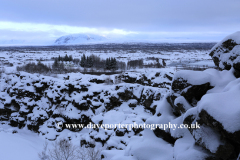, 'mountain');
54,34,108,45
54,33,221,45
